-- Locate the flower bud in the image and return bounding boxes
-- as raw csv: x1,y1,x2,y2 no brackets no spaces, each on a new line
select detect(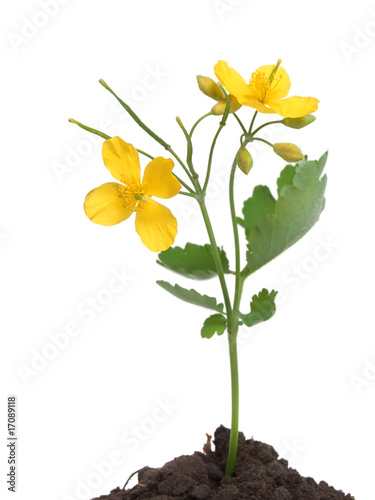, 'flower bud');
273,143,304,163
237,146,253,175
211,95,242,115
281,114,316,129
196,75,224,101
